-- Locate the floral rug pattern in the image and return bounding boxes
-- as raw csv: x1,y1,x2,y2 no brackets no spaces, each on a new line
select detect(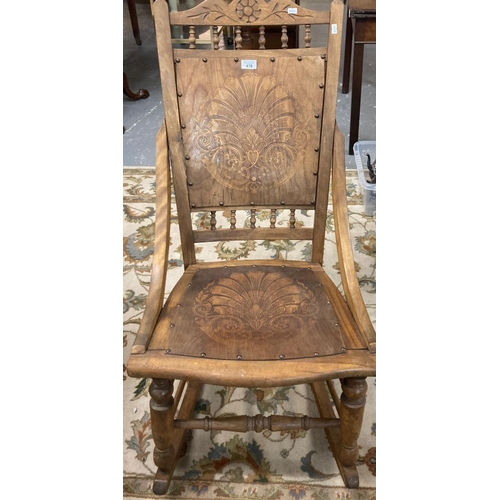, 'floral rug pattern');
123,167,376,499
